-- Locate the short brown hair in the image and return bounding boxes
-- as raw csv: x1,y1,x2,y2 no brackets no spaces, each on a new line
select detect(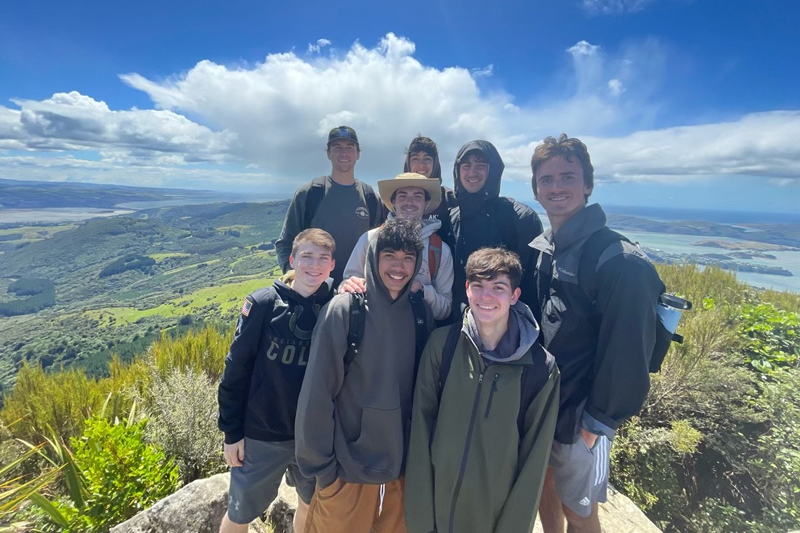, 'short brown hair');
466,247,522,290
530,134,594,202
291,228,335,257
